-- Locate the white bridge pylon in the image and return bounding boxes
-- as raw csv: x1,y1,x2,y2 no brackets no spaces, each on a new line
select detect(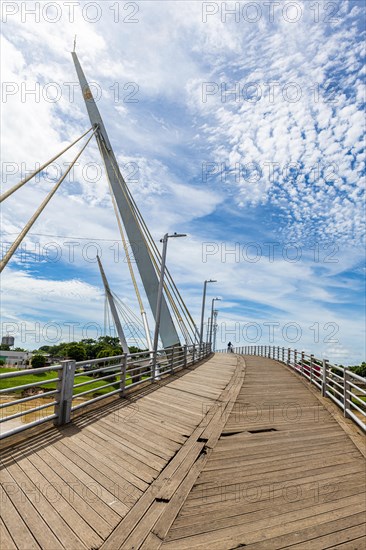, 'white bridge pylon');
1,49,199,351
